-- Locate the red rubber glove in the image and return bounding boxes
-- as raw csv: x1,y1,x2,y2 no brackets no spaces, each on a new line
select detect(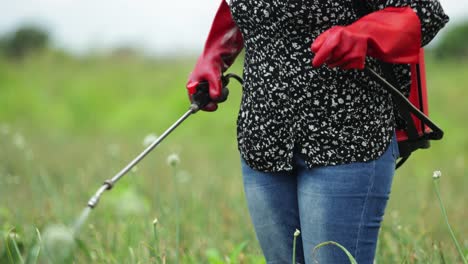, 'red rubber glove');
311,7,422,70
186,0,244,111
